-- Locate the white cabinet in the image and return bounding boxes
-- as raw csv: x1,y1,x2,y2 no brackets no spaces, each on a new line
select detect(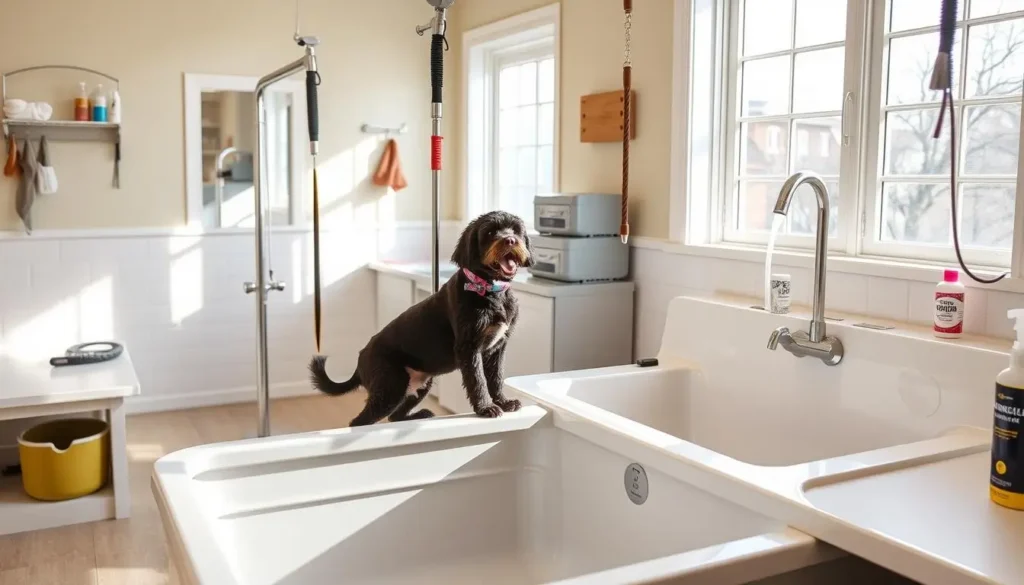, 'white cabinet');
374,266,634,414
